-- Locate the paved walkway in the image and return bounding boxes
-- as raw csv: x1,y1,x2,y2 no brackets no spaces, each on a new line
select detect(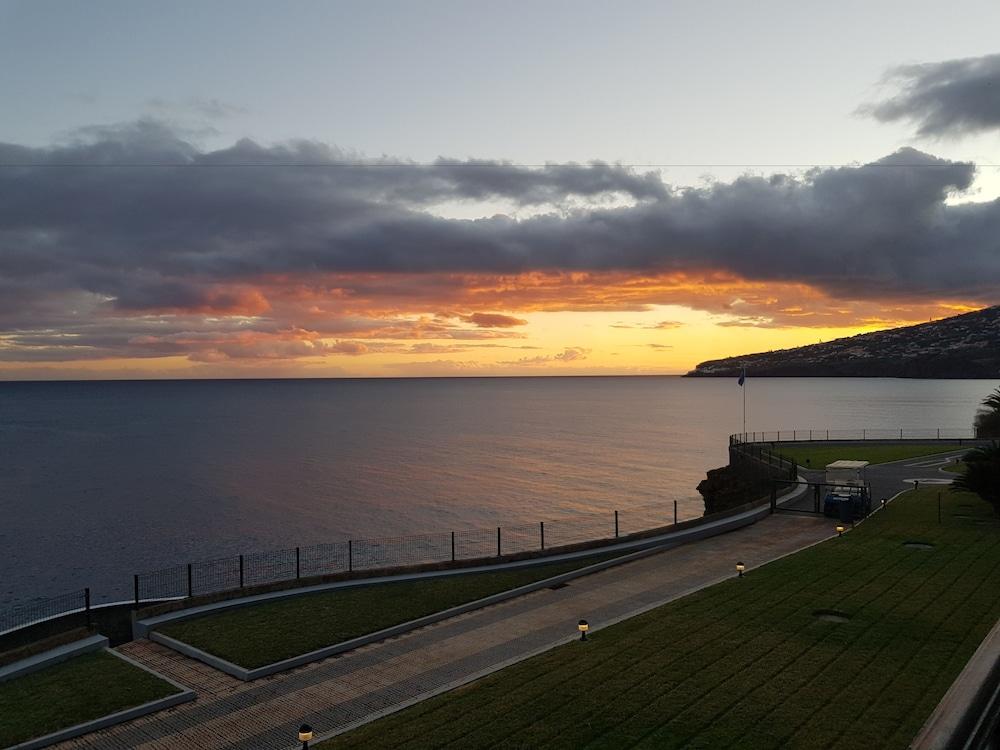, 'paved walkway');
53,513,830,750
